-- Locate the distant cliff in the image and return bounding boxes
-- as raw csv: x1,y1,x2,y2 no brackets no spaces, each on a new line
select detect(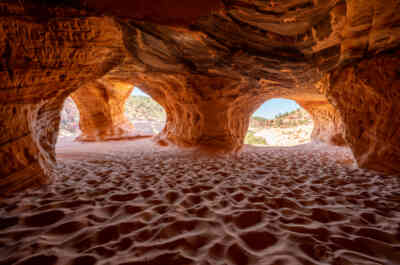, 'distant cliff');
124,96,166,122
250,108,312,129
59,96,166,137
59,97,312,138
